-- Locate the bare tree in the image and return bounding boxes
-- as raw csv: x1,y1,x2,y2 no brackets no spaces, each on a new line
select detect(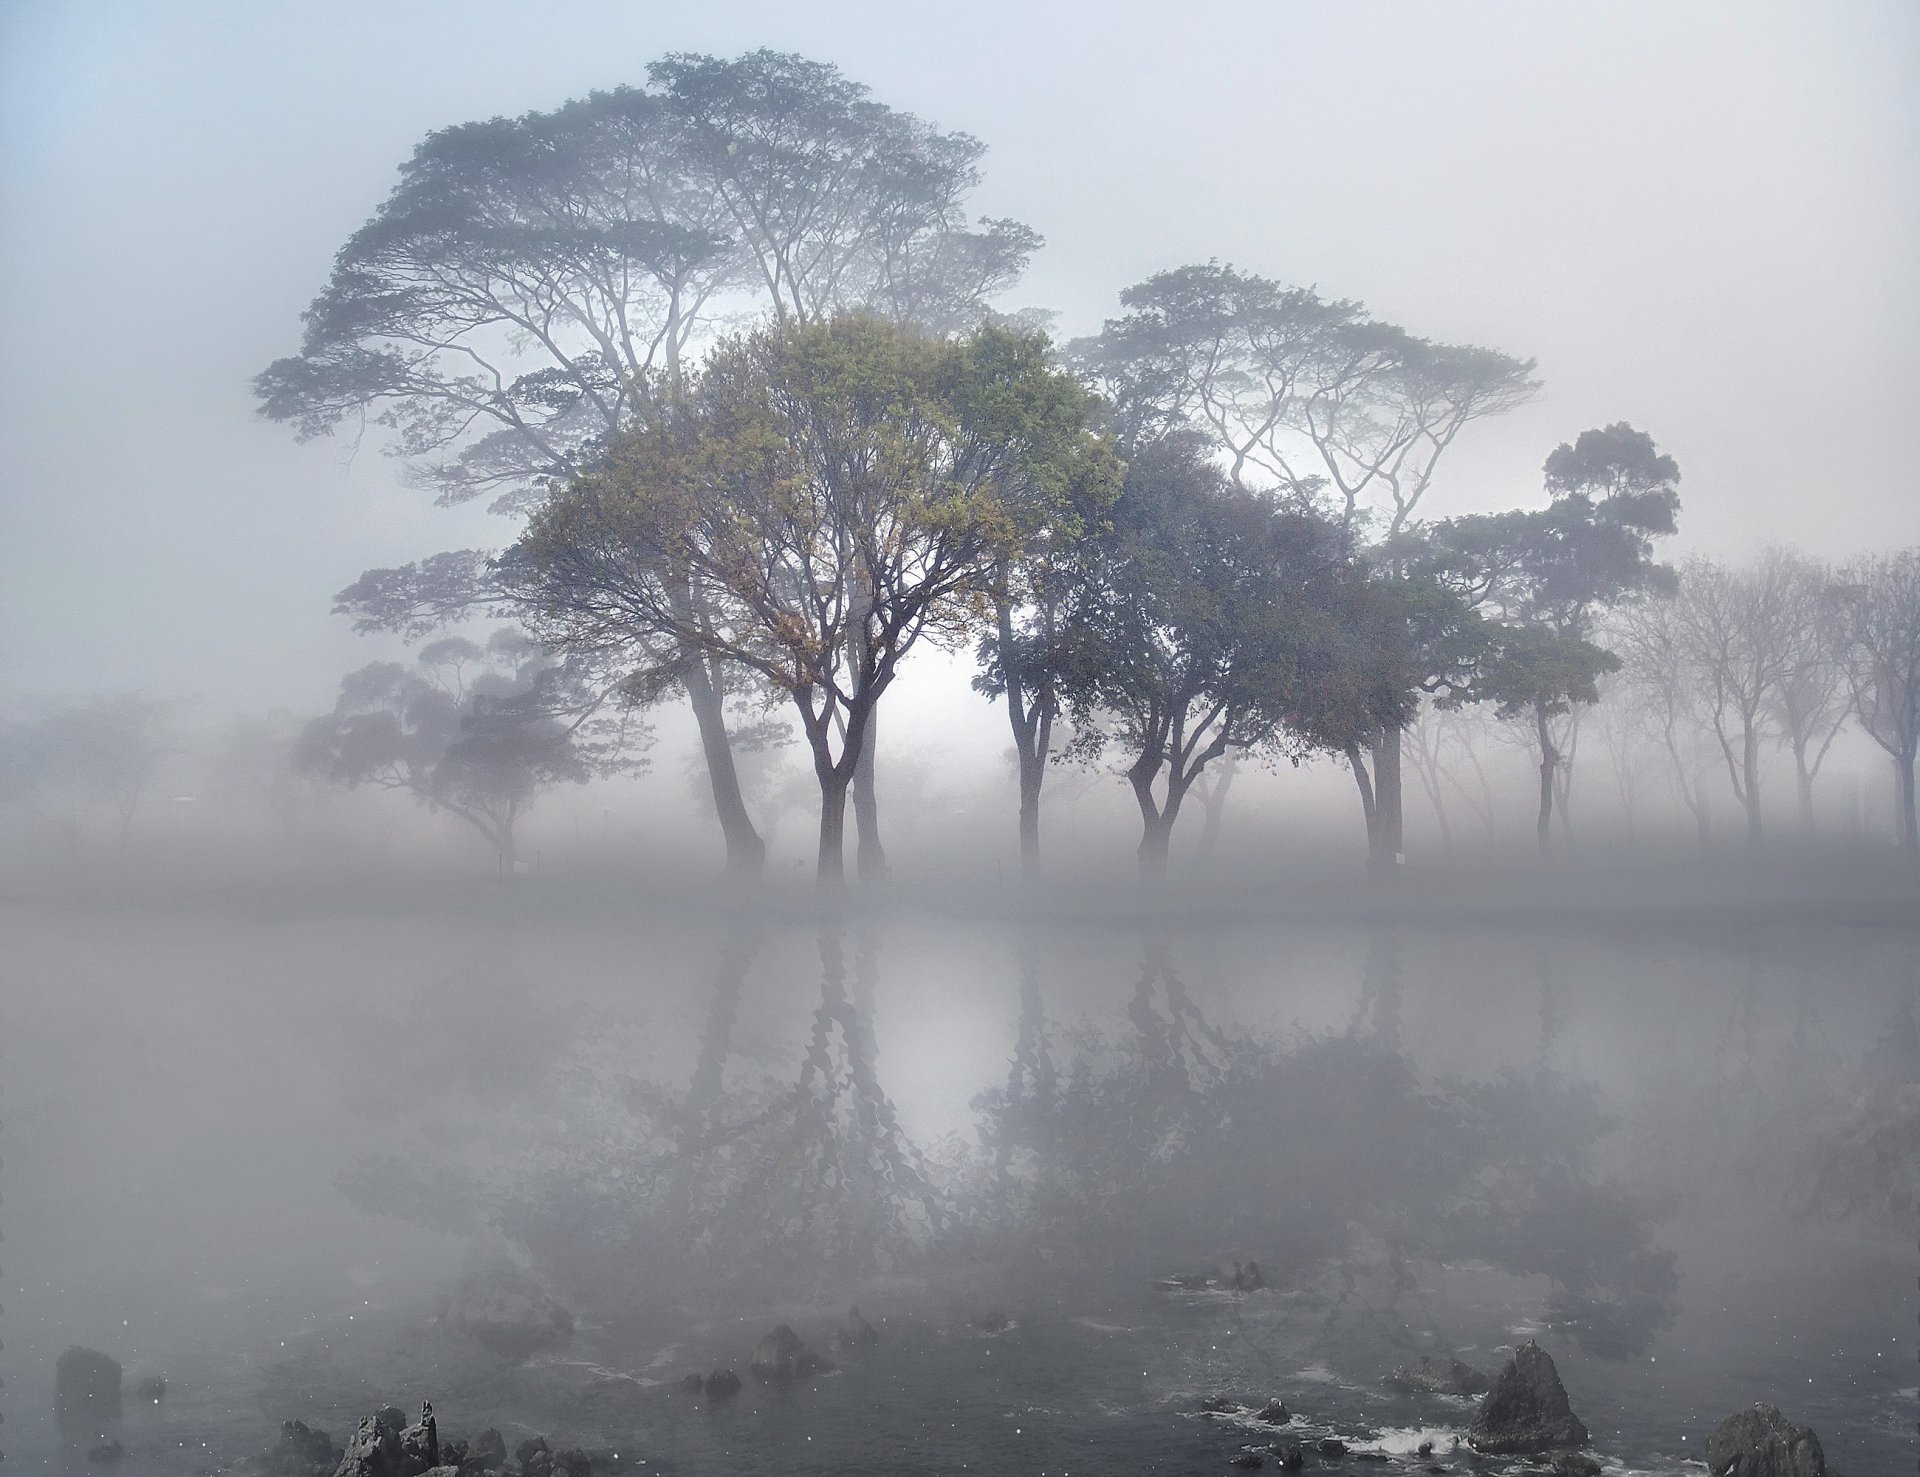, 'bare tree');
1831,550,1920,856
1756,548,1852,835
1614,595,1715,846
1675,556,1789,844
